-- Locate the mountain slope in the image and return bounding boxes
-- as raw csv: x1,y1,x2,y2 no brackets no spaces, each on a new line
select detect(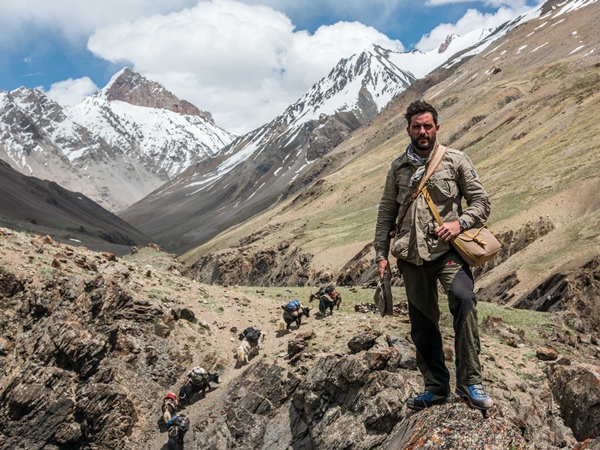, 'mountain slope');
0,228,598,449
180,0,600,315
0,68,234,212
120,40,487,253
0,159,151,253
